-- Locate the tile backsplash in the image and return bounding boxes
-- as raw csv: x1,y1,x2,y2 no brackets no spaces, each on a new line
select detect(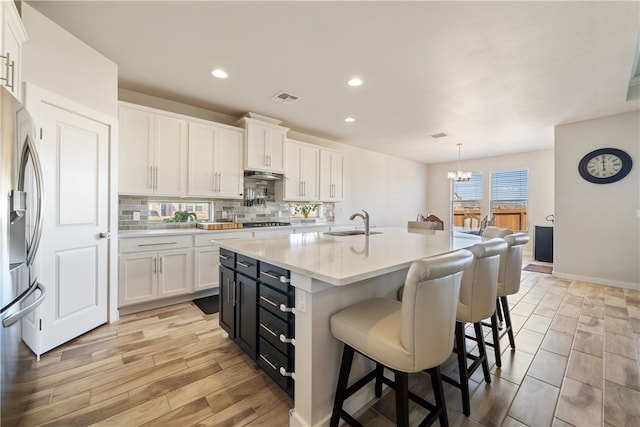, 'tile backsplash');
119,194,335,230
